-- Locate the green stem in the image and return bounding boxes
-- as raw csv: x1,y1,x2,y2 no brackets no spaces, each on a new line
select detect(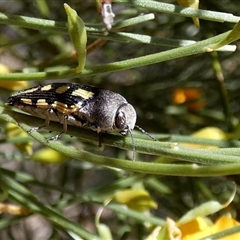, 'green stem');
2,106,240,166
14,128,240,176
0,12,66,32
0,12,235,51
211,51,234,130
2,106,240,176
115,0,240,23
0,30,238,81
107,203,165,226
